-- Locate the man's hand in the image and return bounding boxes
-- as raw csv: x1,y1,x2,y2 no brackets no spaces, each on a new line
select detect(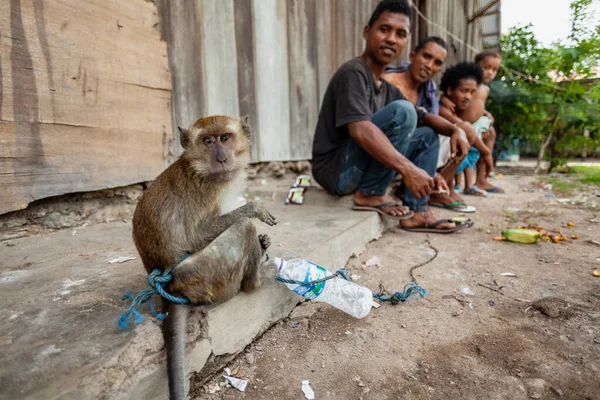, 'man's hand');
402,164,435,199
480,152,494,178
433,173,449,194
450,126,470,162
